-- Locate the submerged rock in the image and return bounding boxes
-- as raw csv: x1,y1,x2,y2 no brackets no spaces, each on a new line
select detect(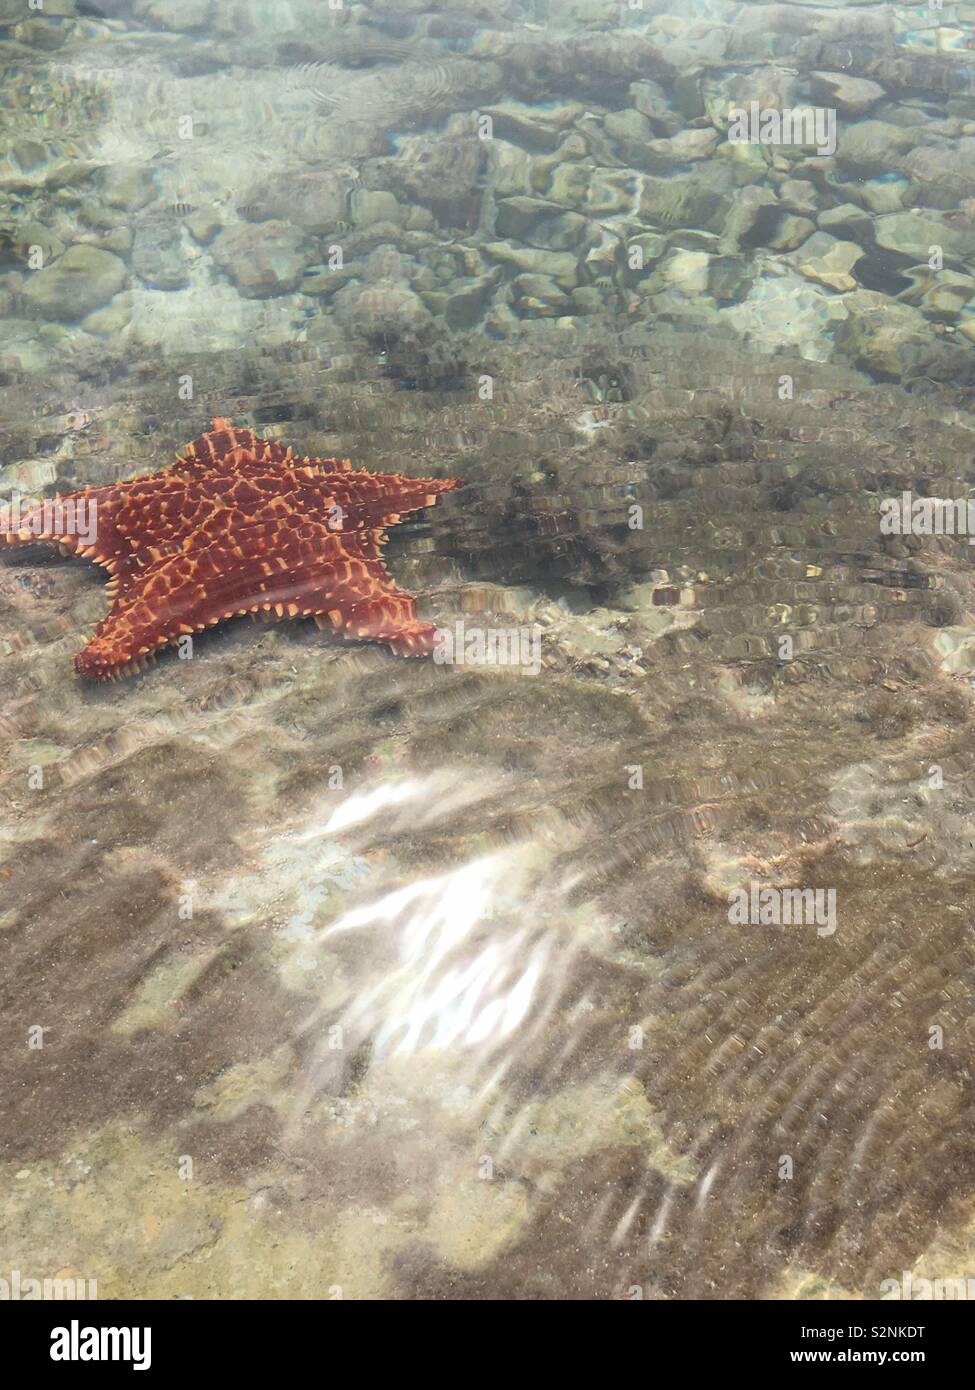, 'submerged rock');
809,70,885,117
211,221,314,298
835,289,935,378
132,221,189,291
875,211,975,265
794,232,863,292
20,244,128,321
